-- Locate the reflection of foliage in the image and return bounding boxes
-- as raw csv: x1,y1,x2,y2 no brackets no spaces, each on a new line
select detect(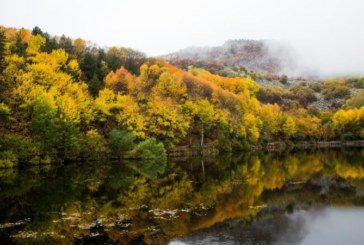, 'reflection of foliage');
0,168,18,182
128,158,167,179
1,149,364,244
119,167,193,210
